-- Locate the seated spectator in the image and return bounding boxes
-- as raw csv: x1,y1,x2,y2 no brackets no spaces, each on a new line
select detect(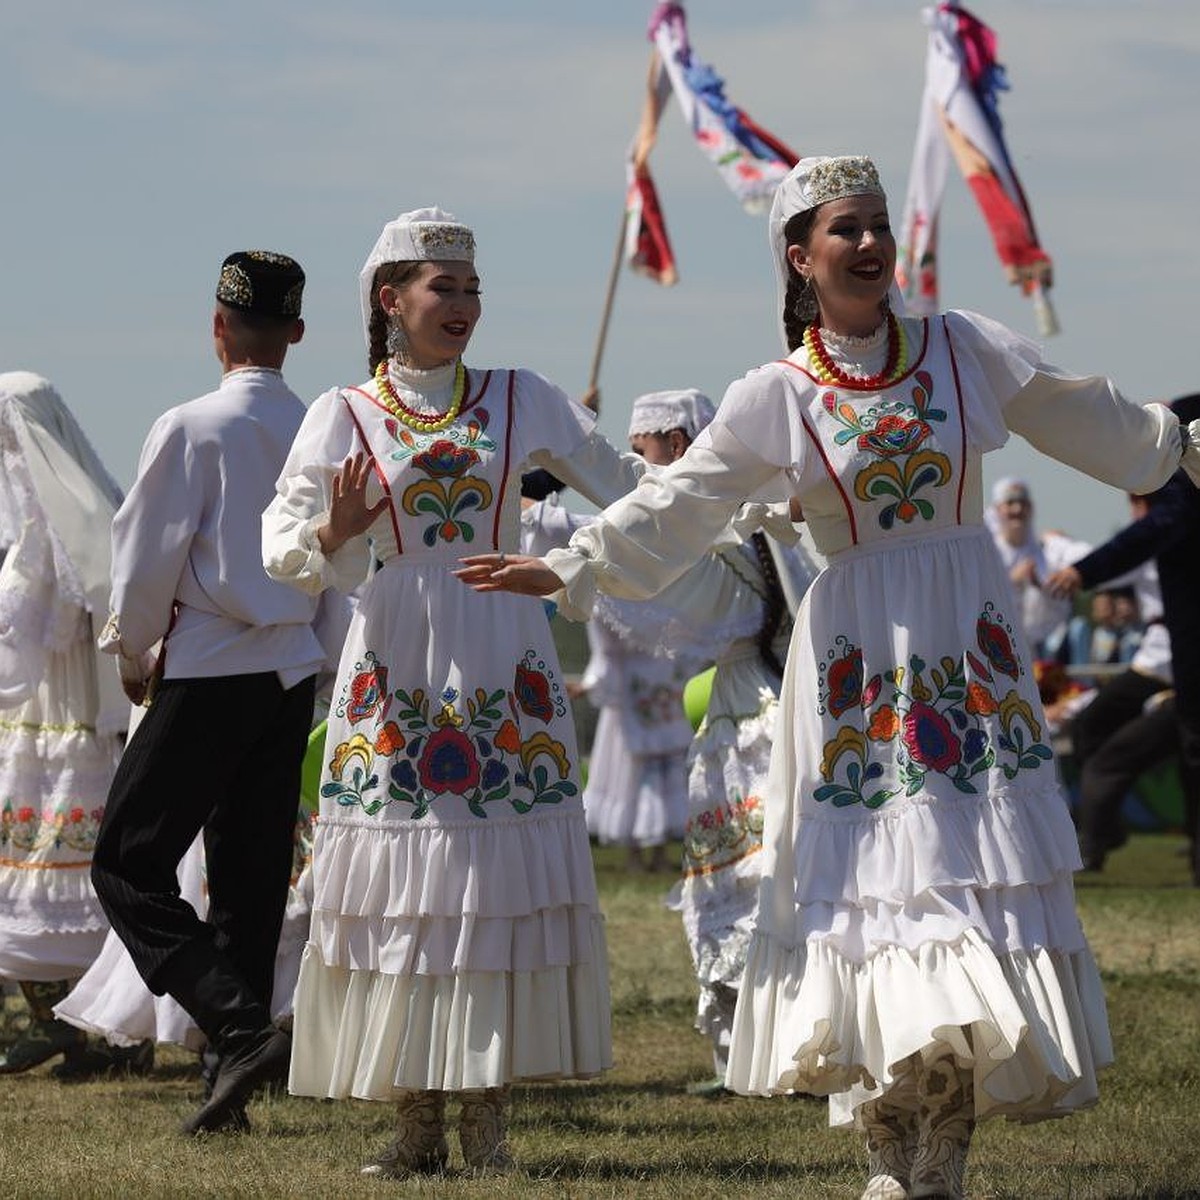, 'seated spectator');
1053,584,1144,669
